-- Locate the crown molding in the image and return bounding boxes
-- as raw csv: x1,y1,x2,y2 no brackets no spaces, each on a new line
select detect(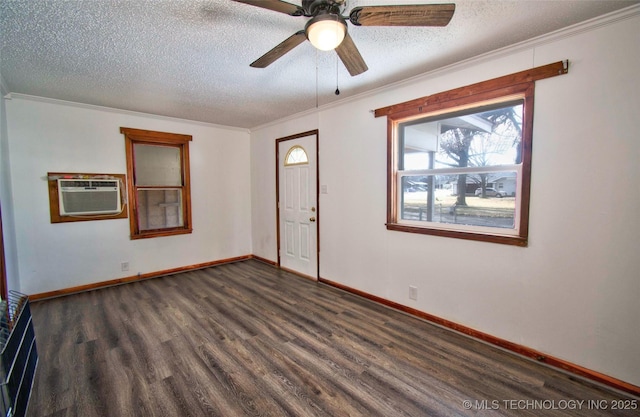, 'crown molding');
5,93,250,133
